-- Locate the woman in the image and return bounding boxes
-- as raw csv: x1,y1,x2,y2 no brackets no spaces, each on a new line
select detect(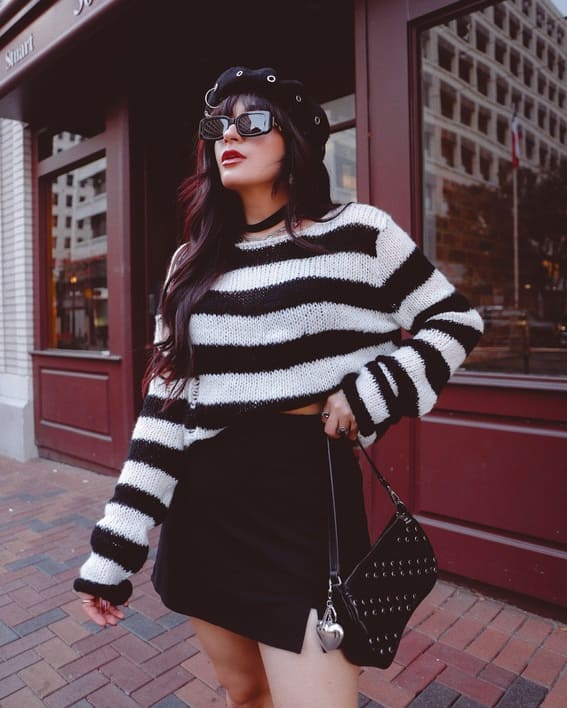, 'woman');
74,66,483,707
